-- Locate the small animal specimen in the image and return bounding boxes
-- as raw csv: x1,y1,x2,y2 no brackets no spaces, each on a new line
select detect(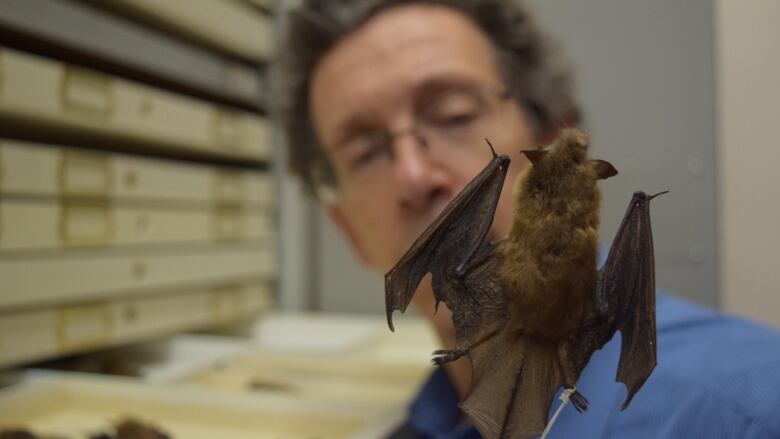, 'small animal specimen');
0,431,42,439
386,129,664,438
0,429,65,439
90,418,170,439
0,418,168,439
